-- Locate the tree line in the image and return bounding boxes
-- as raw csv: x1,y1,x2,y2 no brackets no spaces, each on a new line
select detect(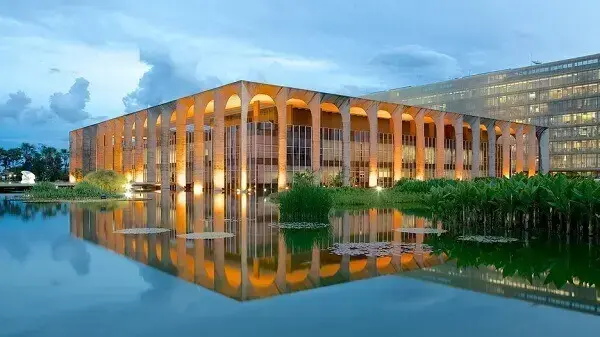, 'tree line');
0,143,69,182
